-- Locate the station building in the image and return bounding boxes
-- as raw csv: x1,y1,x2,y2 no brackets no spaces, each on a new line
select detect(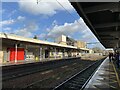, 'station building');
0,33,90,64
56,35,88,53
